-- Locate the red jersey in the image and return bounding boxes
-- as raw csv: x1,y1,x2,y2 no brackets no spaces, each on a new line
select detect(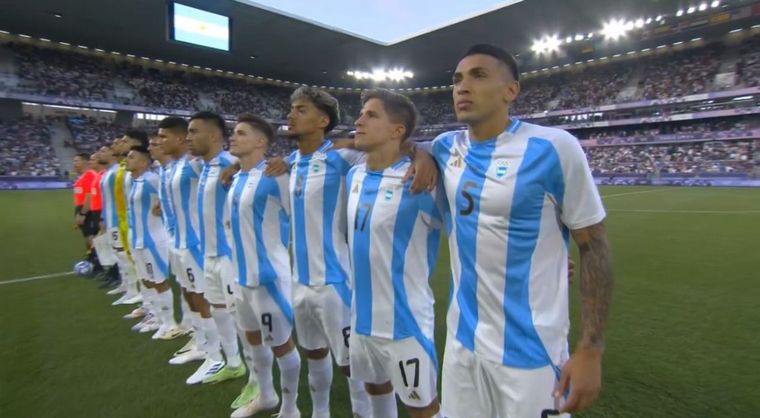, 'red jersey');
90,170,104,211
73,169,96,206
